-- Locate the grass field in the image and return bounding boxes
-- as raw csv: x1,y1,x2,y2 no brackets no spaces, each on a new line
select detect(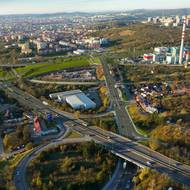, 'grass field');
0,56,90,80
